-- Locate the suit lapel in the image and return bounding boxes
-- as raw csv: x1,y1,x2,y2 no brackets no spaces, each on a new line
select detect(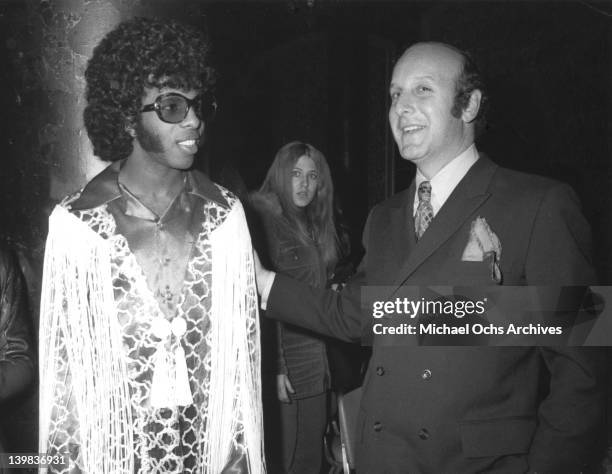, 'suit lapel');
392,156,498,287
391,183,417,262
